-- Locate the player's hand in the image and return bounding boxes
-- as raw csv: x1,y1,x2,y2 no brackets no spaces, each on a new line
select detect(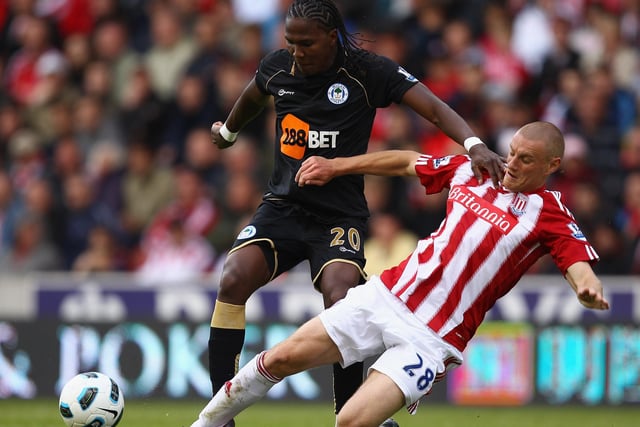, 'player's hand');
211,121,235,149
468,143,506,187
295,156,336,186
576,286,610,310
